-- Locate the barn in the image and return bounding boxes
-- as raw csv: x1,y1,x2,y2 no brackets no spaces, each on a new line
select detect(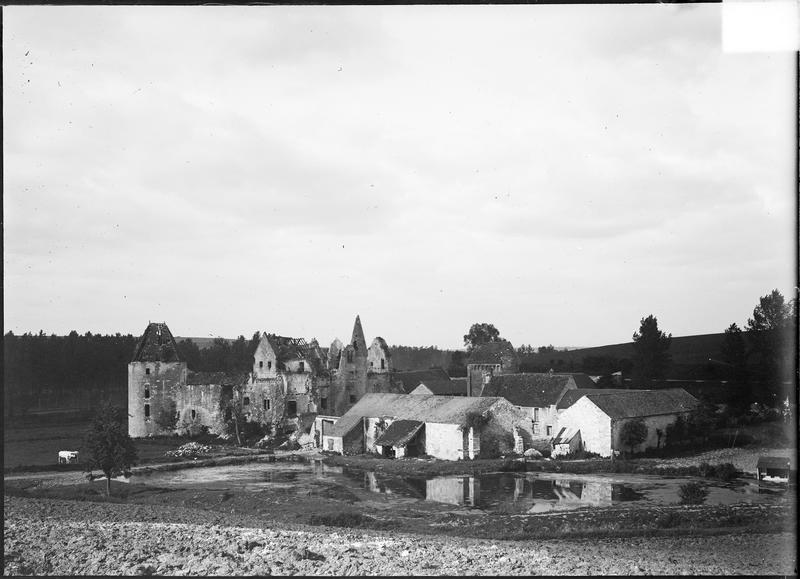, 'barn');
555,388,698,457
324,393,532,460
